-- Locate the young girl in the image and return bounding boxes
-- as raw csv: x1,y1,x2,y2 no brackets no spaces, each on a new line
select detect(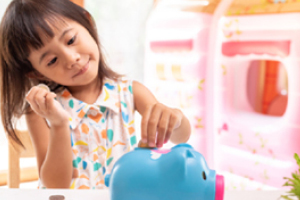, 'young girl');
0,0,191,189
